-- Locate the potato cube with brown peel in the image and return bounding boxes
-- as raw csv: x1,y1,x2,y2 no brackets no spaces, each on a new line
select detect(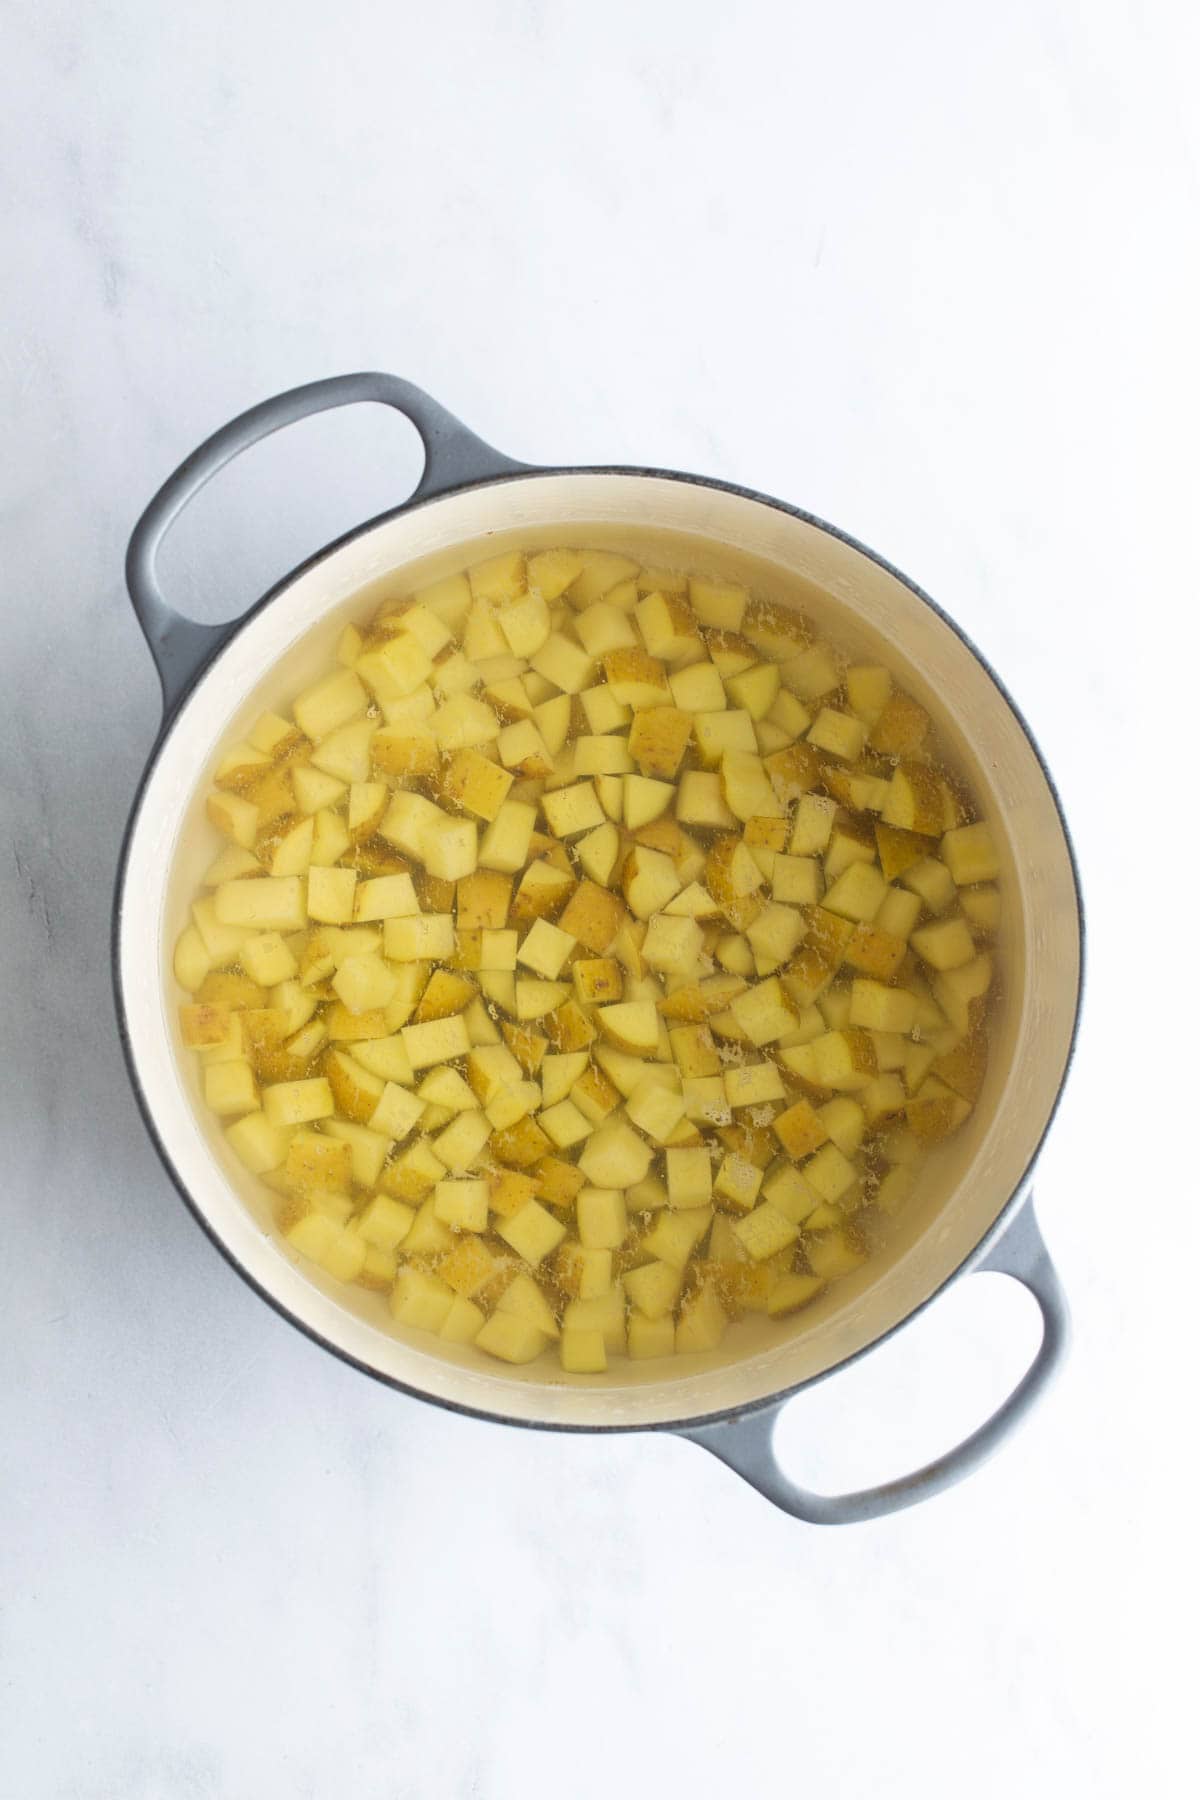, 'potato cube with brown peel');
626,704,693,779
441,749,514,822
811,1028,878,1091
572,958,623,1005
882,762,945,834
772,1096,829,1159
